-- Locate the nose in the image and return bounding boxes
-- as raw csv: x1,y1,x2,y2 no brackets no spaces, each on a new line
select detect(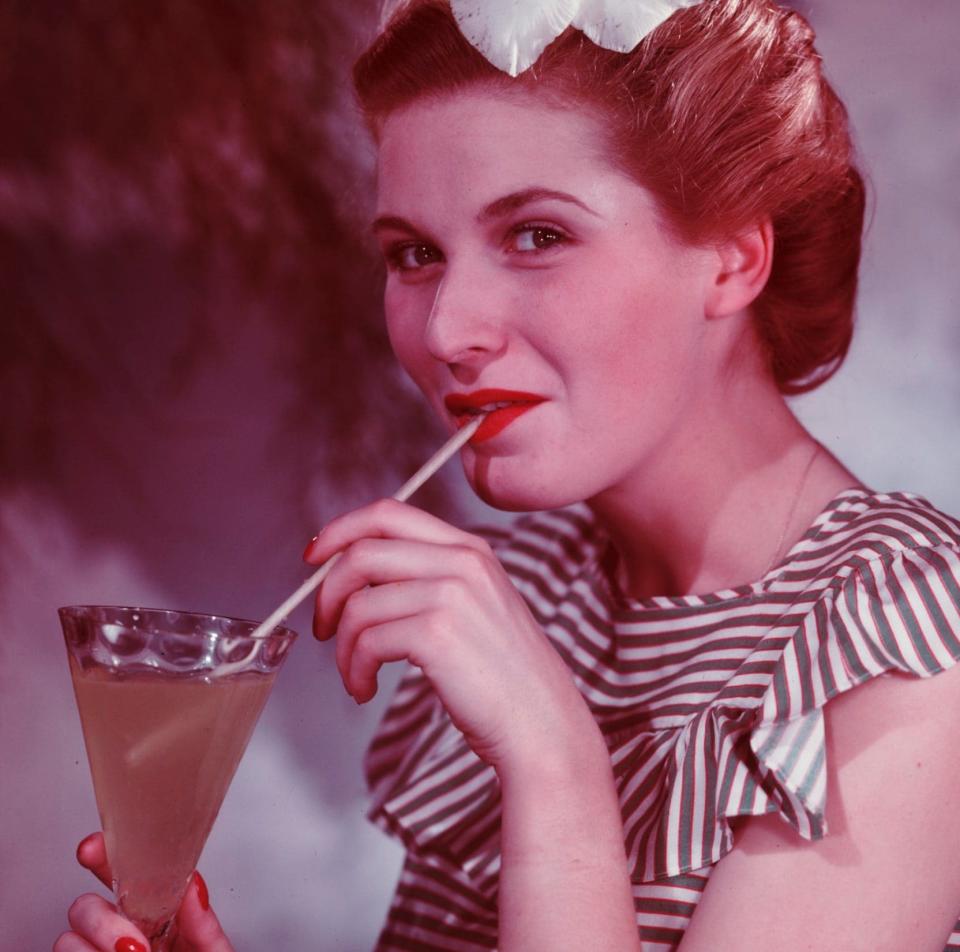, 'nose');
424,263,508,368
